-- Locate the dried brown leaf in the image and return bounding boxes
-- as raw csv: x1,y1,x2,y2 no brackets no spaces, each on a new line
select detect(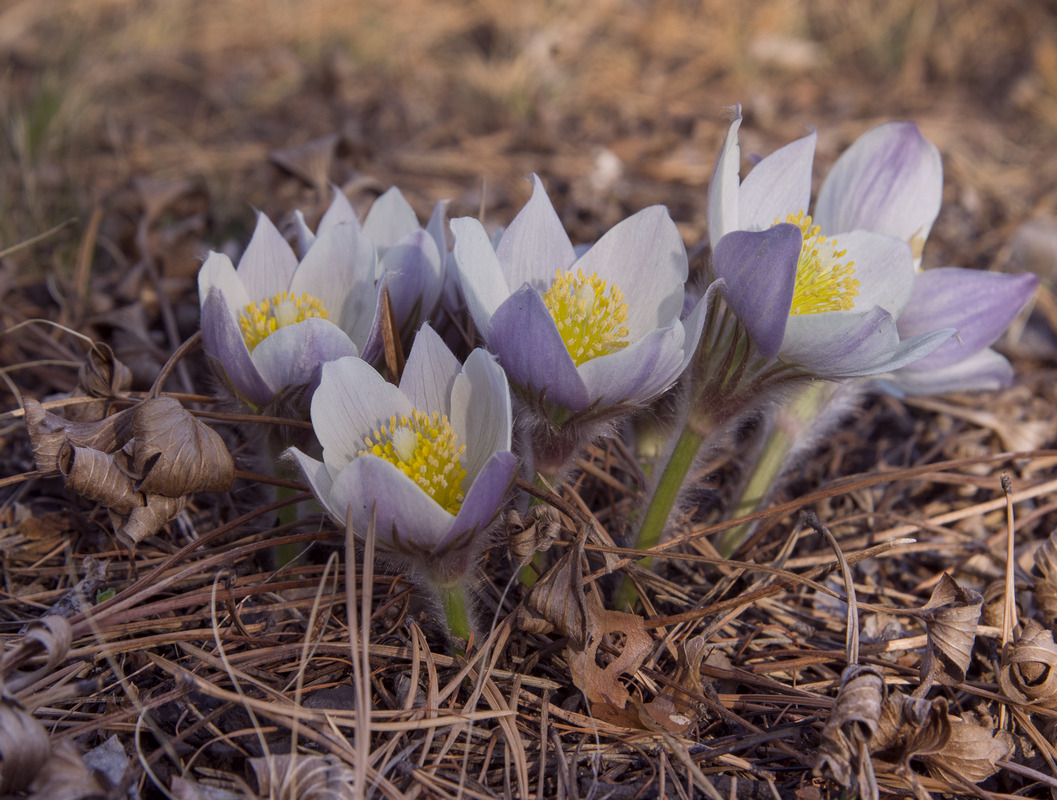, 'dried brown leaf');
23,398,135,474
998,619,1057,707
269,133,341,194
65,343,133,423
248,753,355,798
58,444,139,515
0,701,50,794
913,574,982,688
115,493,188,549
129,396,233,495
870,692,950,768
923,717,1014,785
26,738,108,800
814,665,885,798
2,615,72,694
518,533,589,647
1033,530,1057,626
